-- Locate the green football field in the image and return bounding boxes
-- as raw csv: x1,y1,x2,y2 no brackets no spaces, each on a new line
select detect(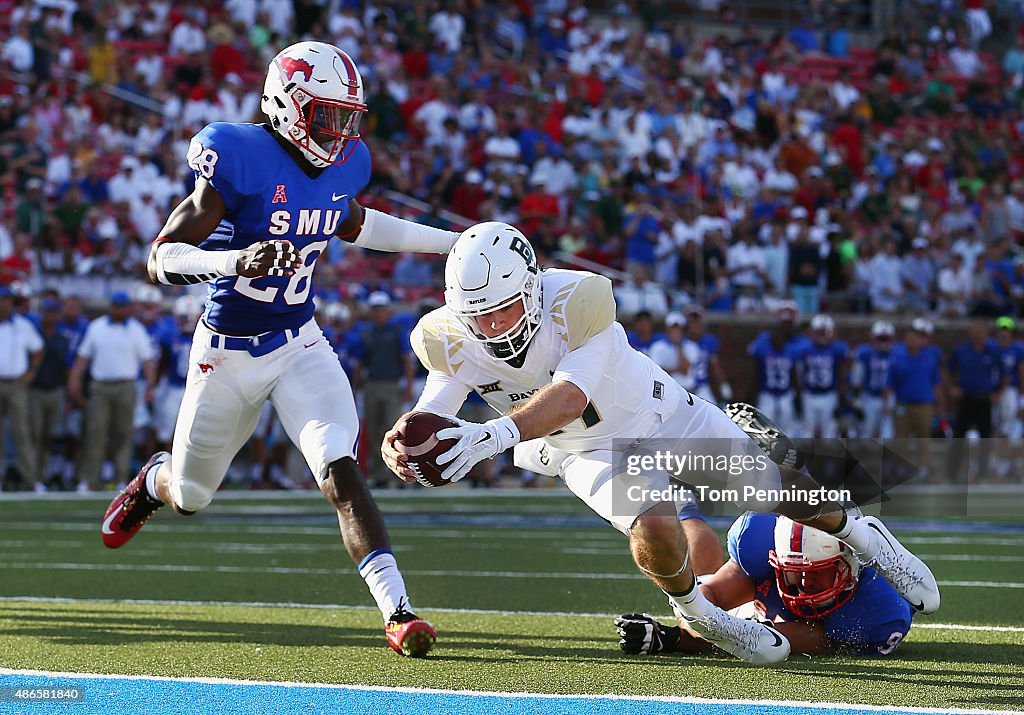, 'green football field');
0,490,1021,712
